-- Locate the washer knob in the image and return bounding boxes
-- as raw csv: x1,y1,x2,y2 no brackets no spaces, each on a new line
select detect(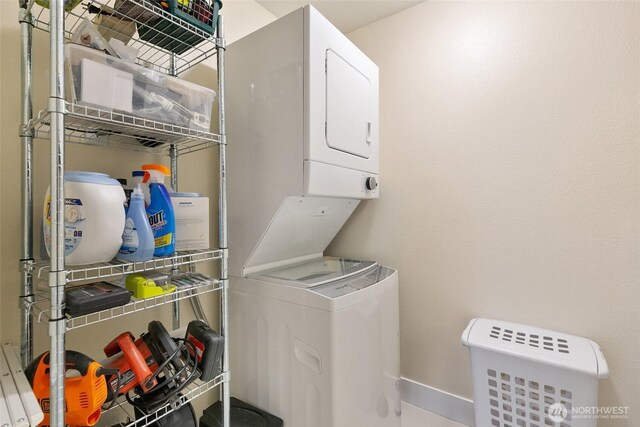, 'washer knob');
365,176,378,191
